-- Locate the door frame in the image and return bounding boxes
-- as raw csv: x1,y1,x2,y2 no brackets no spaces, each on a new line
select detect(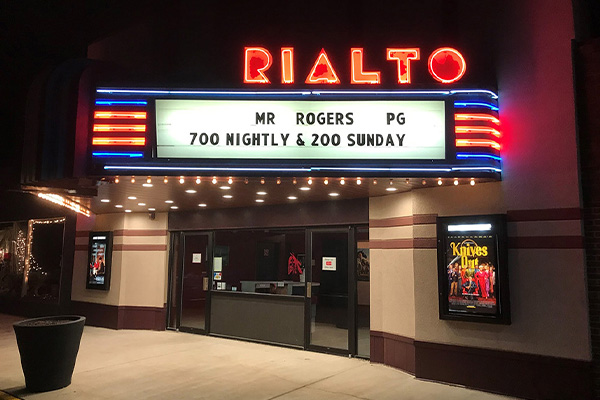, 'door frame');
171,230,214,334
304,226,357,356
